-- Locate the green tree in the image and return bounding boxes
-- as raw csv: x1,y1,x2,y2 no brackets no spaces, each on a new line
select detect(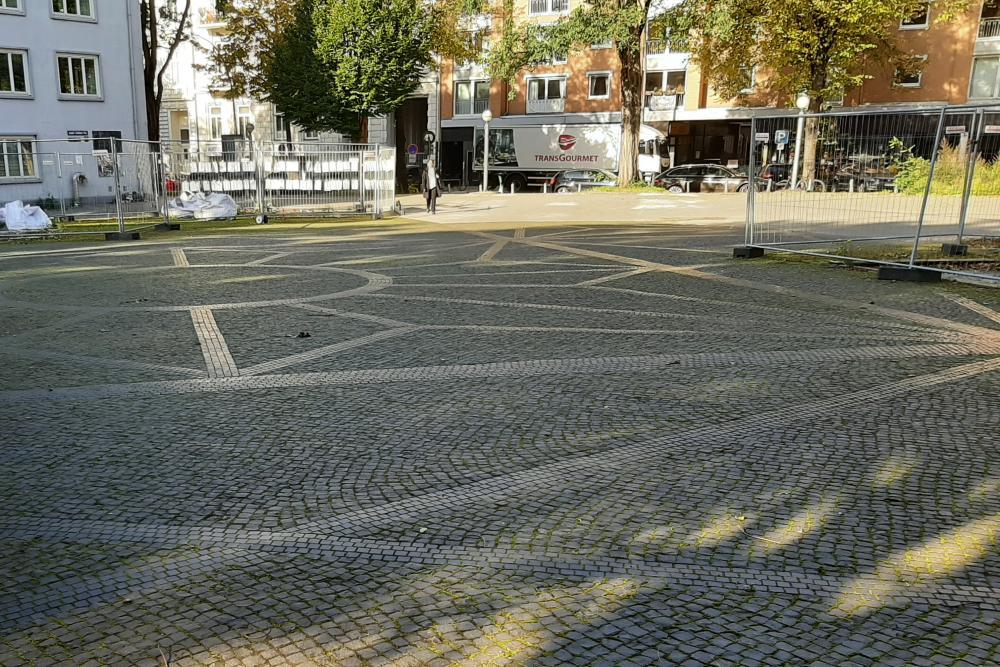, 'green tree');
140,0,193,142
313,0,438,116
660,0,967,182
213,0,471,139
486,0,656,184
